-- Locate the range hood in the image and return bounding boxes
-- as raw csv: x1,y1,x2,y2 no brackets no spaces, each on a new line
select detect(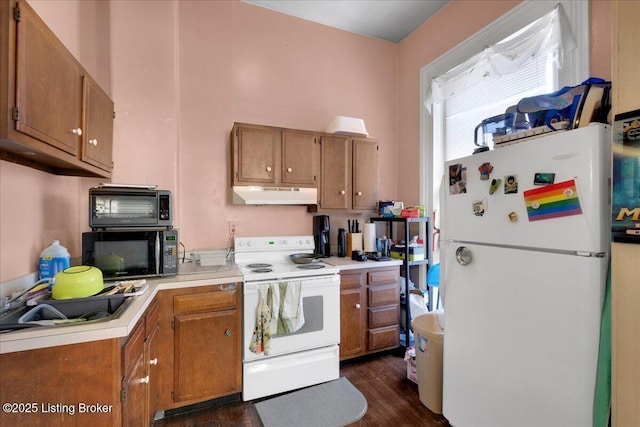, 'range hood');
232,186,318,205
